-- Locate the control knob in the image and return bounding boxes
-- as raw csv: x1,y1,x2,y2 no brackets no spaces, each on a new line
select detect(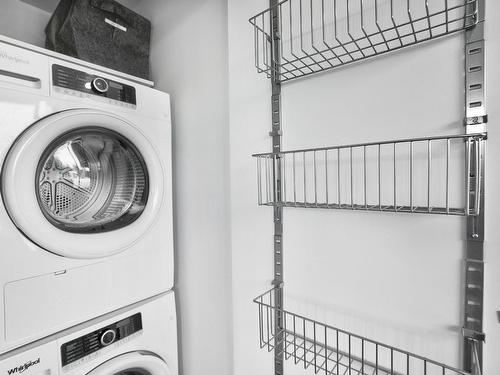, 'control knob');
91,77,109,94
100,329,116,346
